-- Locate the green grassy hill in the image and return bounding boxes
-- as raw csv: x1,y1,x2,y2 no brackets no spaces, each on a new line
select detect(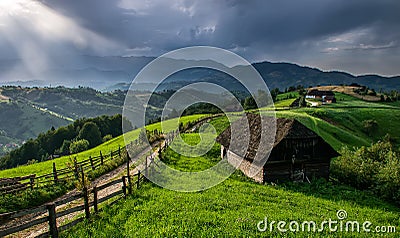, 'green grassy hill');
64,173,399,237
0,114,208,178
62,122,400,237
305,92,400,145
0,86,128,154
268,92,400,149
0,100,70,156
1,86,126,120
